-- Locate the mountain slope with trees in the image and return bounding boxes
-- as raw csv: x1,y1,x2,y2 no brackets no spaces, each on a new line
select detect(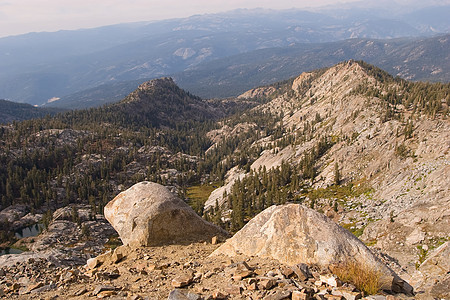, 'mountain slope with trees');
0,99,63,124
199,61,449,297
